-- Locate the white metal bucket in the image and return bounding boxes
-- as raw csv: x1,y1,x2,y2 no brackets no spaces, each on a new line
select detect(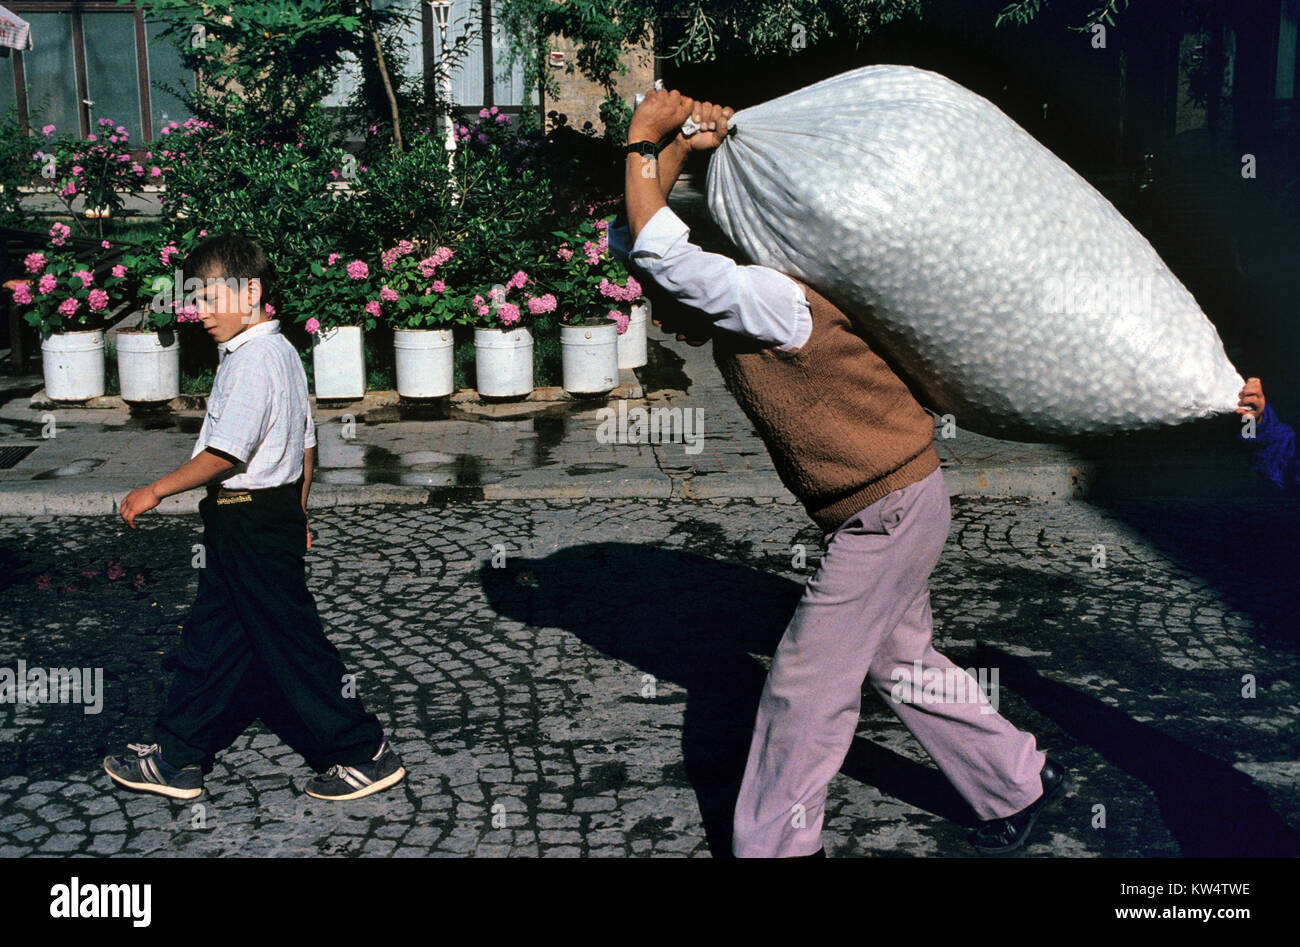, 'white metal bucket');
617,298,650,370
42,330,105,401
116,330,180,402
561,322,619,394
311,325,366,399
394,328,455,398
474,326,534,397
